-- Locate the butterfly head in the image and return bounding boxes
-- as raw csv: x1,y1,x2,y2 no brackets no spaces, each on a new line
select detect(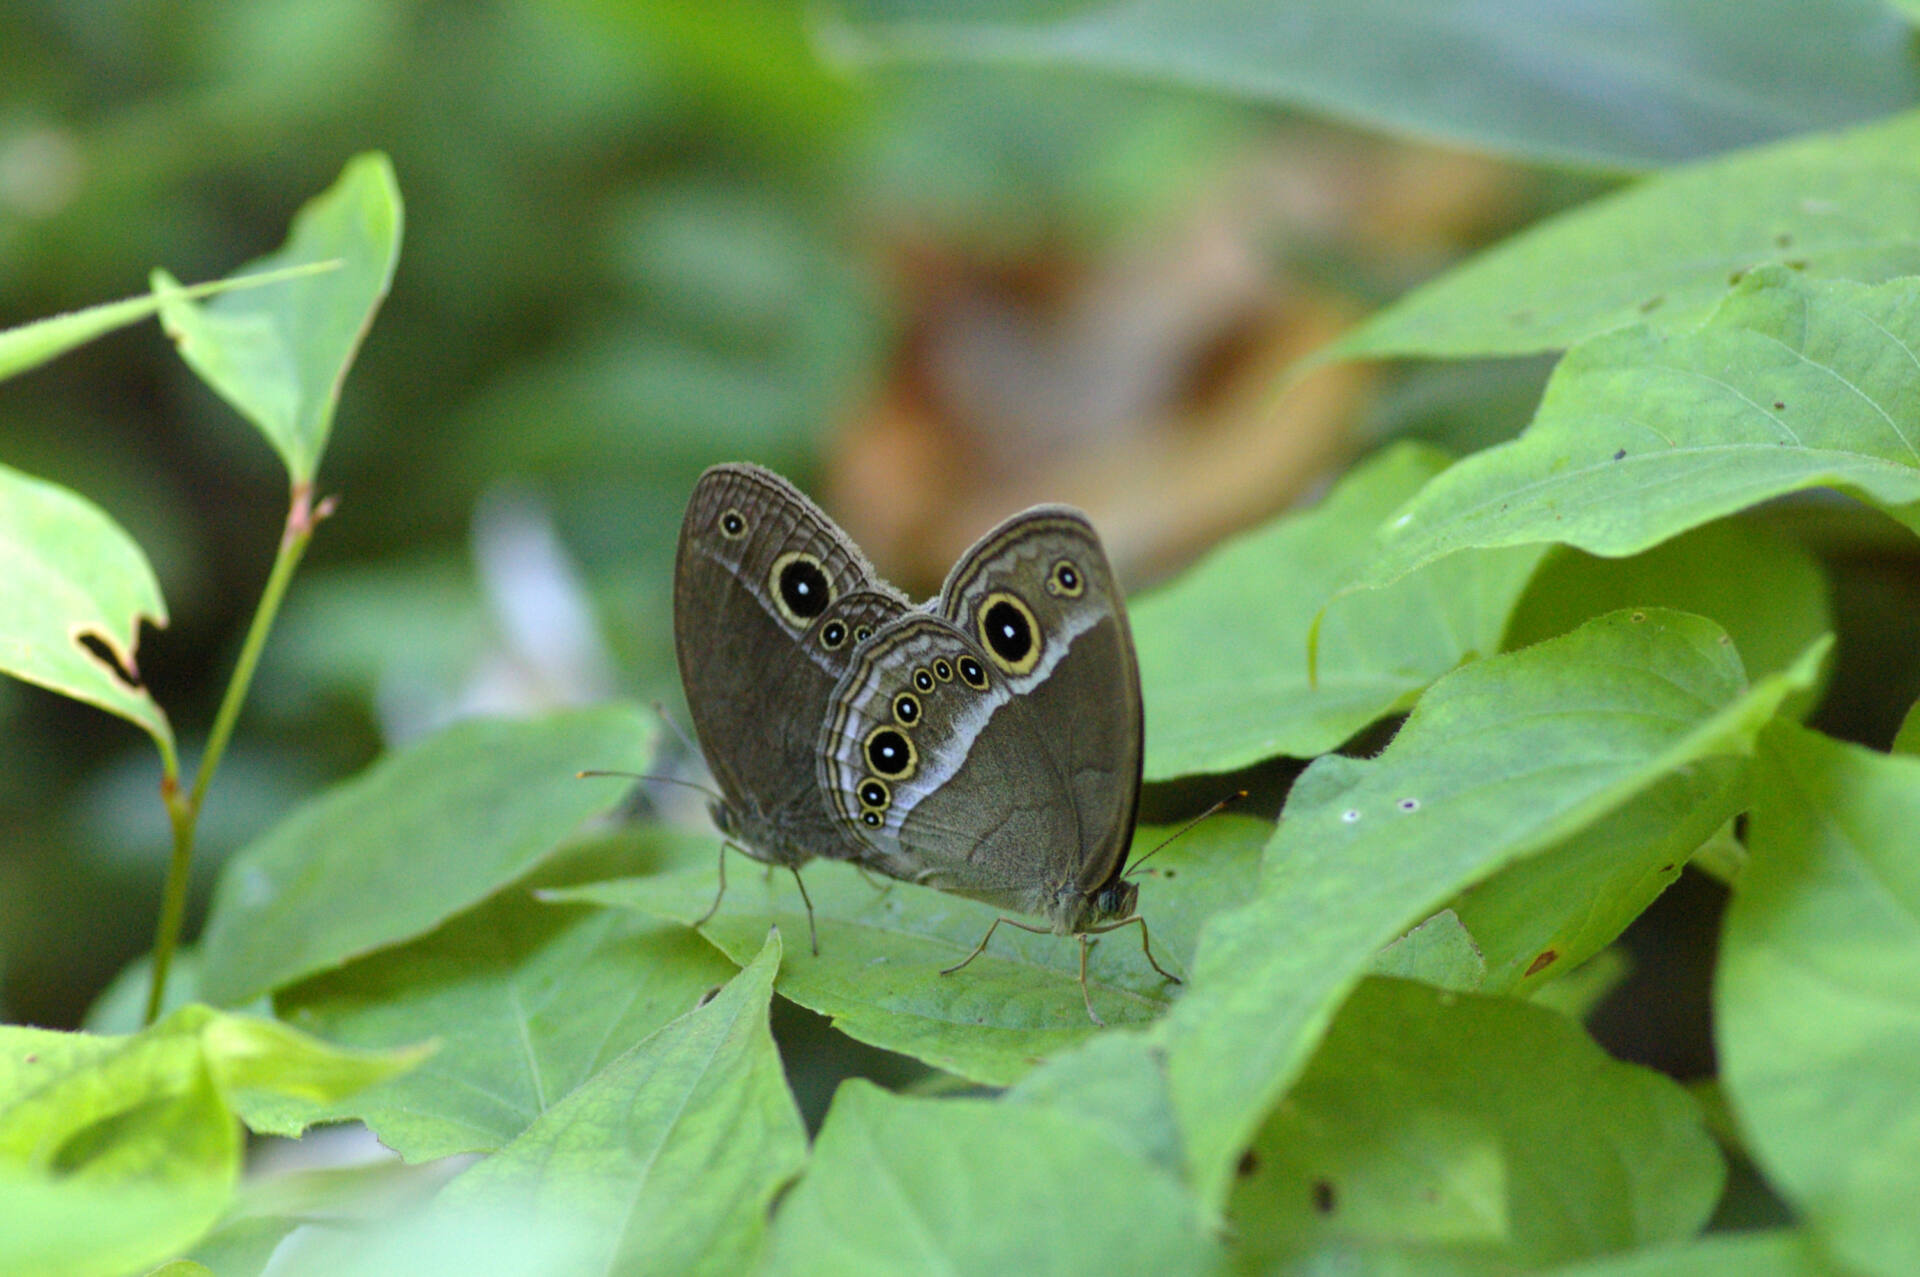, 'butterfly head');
1051,875,1138,935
